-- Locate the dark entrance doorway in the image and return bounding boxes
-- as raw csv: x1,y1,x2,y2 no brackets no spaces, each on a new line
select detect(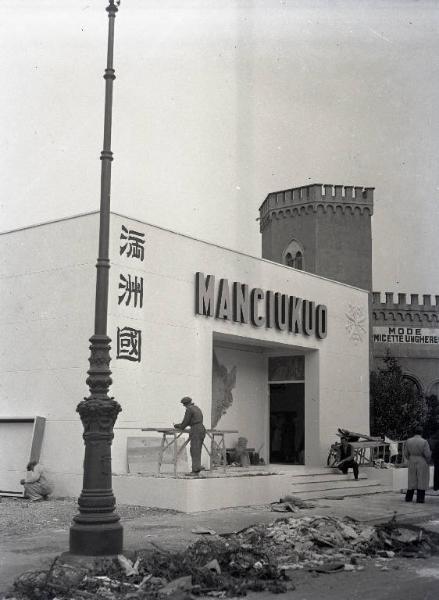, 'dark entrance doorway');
269,383,304,464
